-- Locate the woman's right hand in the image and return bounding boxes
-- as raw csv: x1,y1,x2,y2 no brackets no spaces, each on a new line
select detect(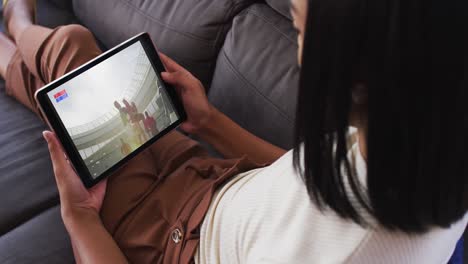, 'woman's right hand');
43,131,107,227
159,53,215,135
